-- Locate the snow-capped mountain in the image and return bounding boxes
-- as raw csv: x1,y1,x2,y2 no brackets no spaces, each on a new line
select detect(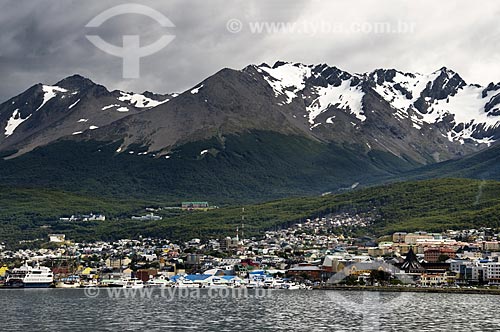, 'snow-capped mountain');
251,62,500,147
1,63,500,201
76,62,499,164
0,75,172,156
1,62,499,165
